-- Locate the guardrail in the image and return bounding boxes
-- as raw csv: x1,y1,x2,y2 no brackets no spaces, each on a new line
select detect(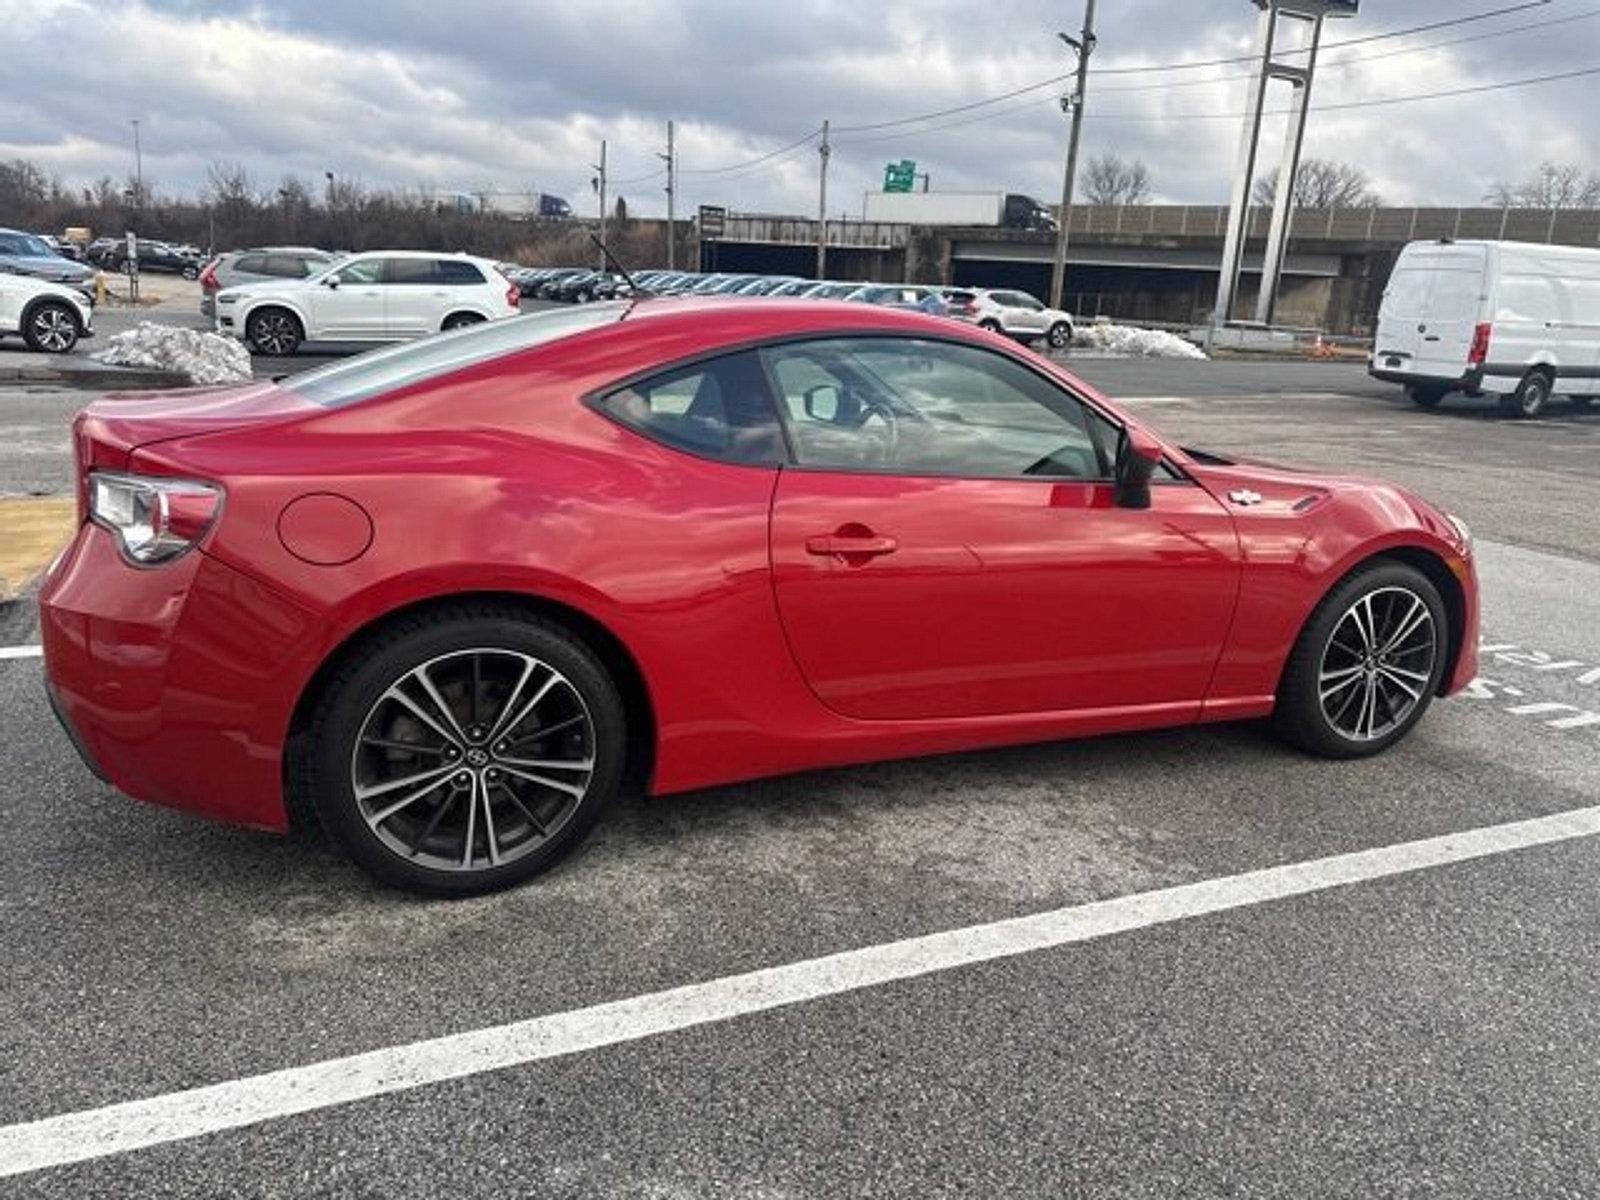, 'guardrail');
1059,204,1600,246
